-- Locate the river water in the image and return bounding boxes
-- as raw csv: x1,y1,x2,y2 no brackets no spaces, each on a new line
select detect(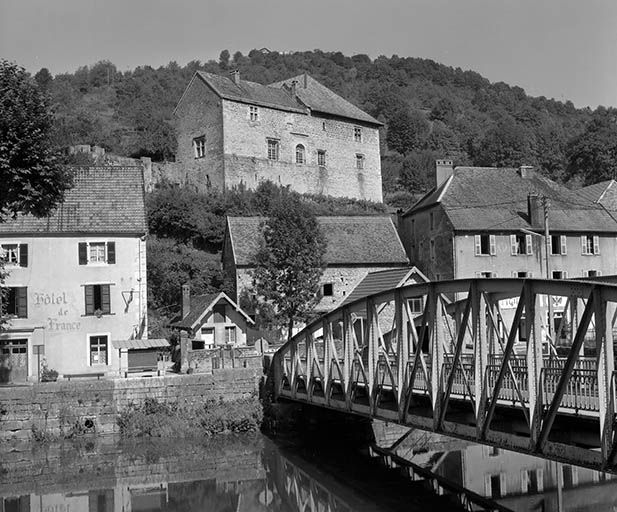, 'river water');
0,433,616,512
